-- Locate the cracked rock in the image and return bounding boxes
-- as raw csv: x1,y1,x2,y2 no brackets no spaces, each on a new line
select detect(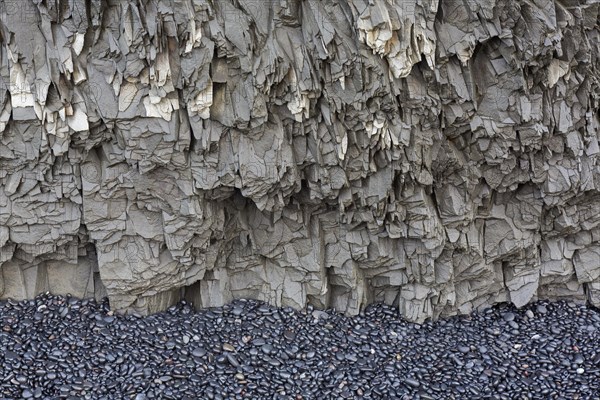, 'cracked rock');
0,0,599,322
